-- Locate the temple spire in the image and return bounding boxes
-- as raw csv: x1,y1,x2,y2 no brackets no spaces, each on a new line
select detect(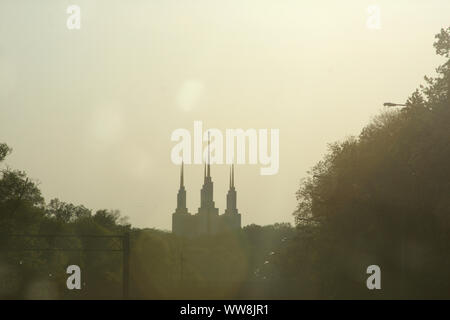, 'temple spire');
174,161,188,216
180,161,184,188
207,131,211,177
231,164,234,188
229,164,235,188
224,163,238,216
